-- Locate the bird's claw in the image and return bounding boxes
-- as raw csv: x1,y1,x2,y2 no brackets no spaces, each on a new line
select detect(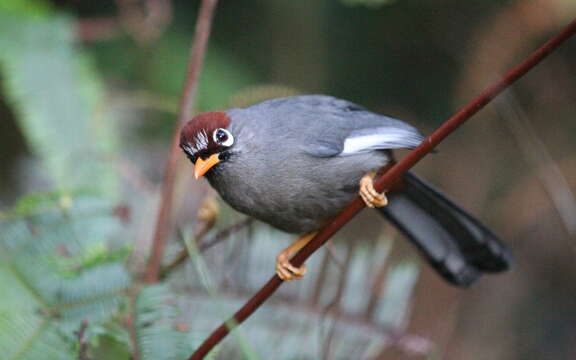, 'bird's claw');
276,252,307,281
359,172,388,208
197,196,219,223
